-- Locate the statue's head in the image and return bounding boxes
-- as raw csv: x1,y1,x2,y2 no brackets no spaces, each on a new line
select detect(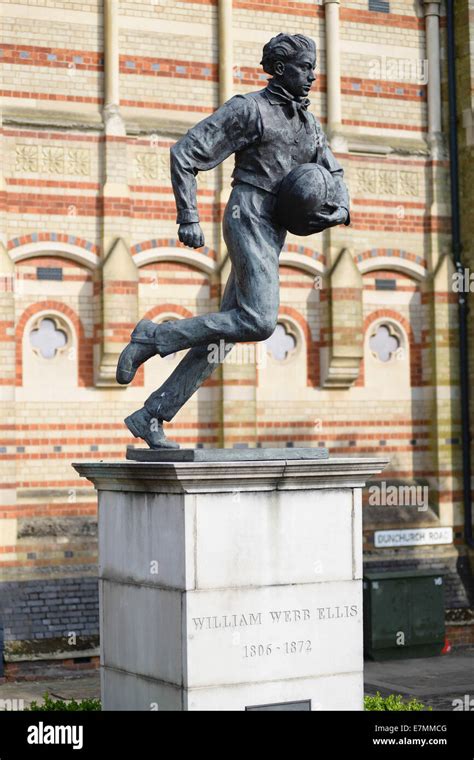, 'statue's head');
261,33,316,98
